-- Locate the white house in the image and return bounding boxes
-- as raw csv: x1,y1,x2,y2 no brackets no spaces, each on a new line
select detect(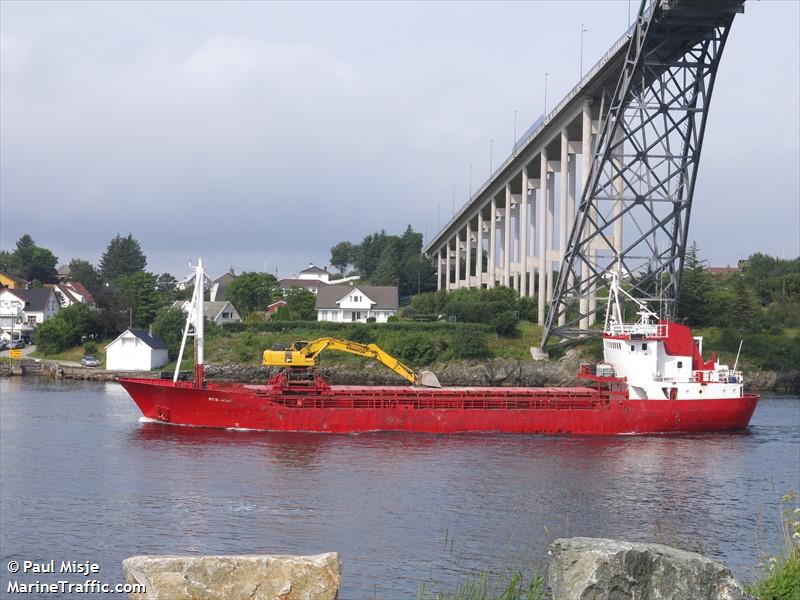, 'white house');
0,288,60,339
52,281,96,309
172,300,241,325
0,288,28,339
315,285,398,323
105,329,169,371
279,263,360,296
